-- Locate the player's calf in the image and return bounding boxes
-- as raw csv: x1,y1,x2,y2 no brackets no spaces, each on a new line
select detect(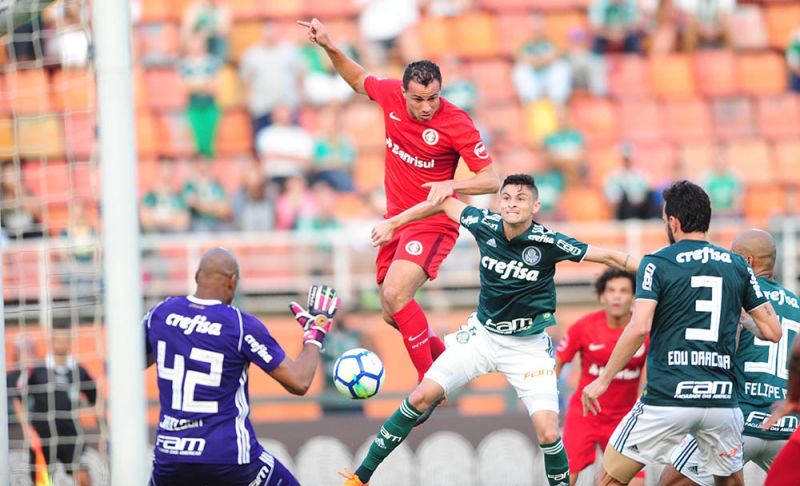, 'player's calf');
603,446,645,485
